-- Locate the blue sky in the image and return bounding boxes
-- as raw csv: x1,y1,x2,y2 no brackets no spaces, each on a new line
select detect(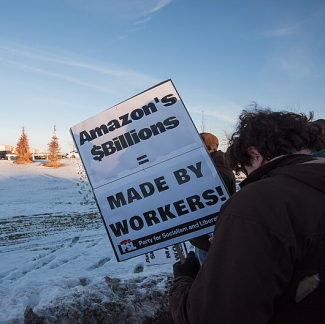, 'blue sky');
1,0,324,153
